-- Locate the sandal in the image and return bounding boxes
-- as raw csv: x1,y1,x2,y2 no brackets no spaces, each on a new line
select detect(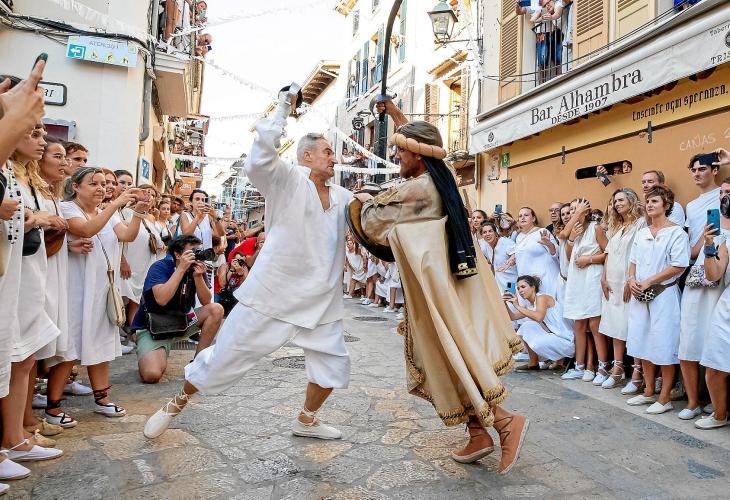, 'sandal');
44,399,78,428
621,364,645,395
601,360,625,389
93,386,127,418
